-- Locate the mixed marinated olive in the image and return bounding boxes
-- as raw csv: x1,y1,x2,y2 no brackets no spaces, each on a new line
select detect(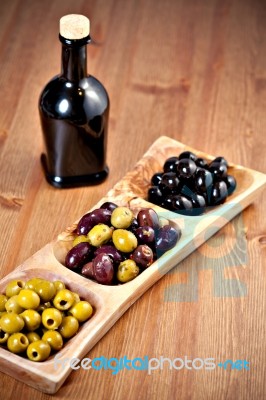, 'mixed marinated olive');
0,278,93,361
147,151,237,215
65,204,182,285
